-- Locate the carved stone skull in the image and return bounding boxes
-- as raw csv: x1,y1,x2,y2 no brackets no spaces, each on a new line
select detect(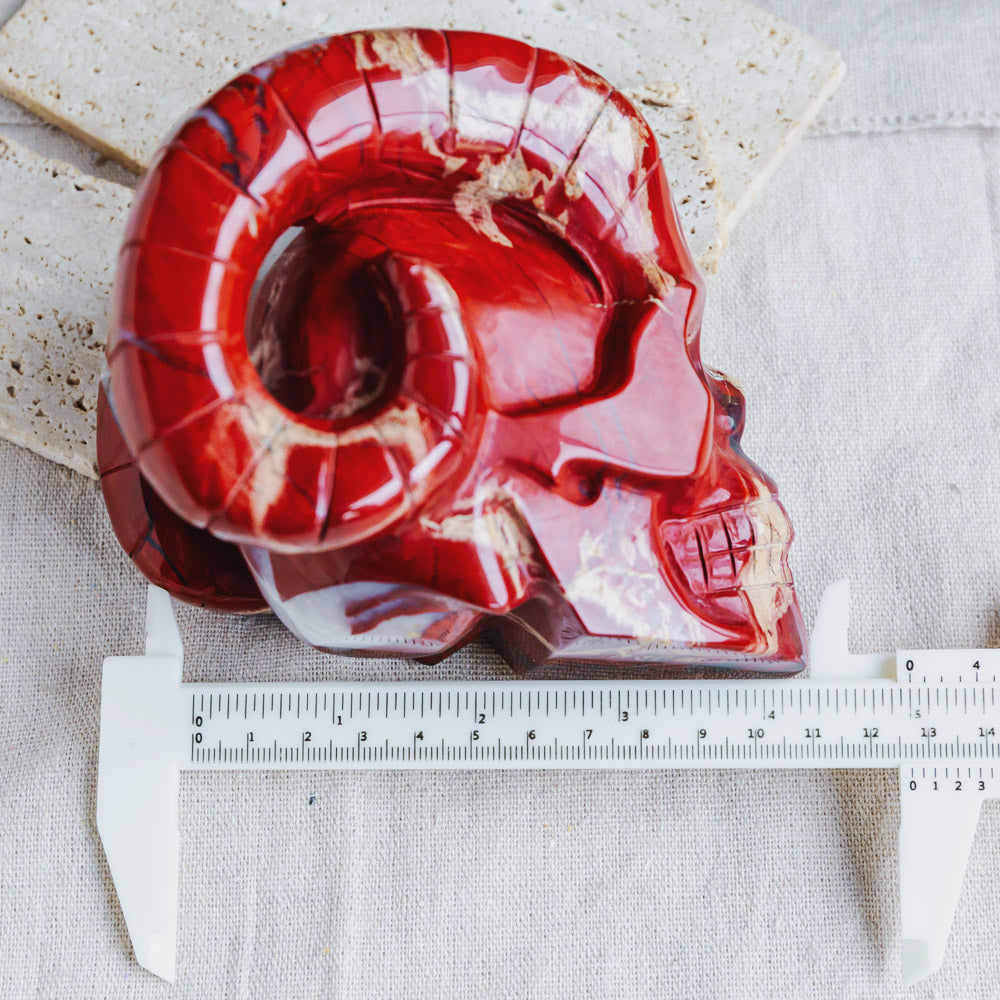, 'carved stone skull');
99,28,806,673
